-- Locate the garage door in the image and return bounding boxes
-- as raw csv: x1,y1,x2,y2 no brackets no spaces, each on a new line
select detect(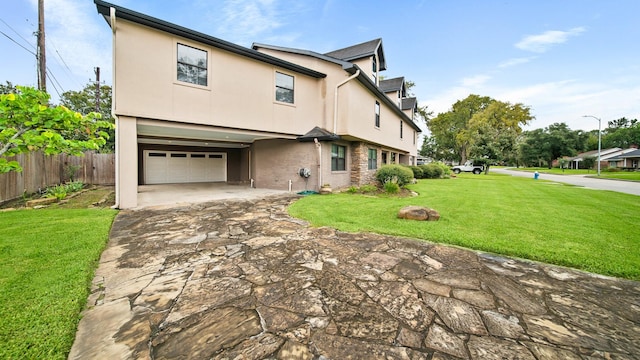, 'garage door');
144,150,227,184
